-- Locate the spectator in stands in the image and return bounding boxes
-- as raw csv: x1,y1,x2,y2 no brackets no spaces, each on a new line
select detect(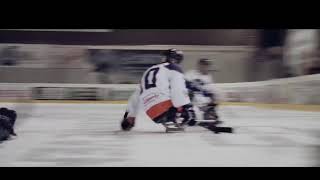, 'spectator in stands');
249,29,289,81
87,49,115,84
306,51,320,75
283,29,320,76
308,64,320,75
0,46,19,66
